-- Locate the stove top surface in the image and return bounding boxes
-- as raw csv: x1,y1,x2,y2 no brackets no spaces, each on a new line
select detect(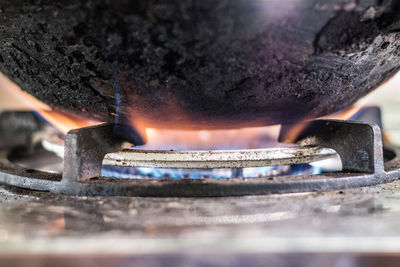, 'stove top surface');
0,179,400,256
